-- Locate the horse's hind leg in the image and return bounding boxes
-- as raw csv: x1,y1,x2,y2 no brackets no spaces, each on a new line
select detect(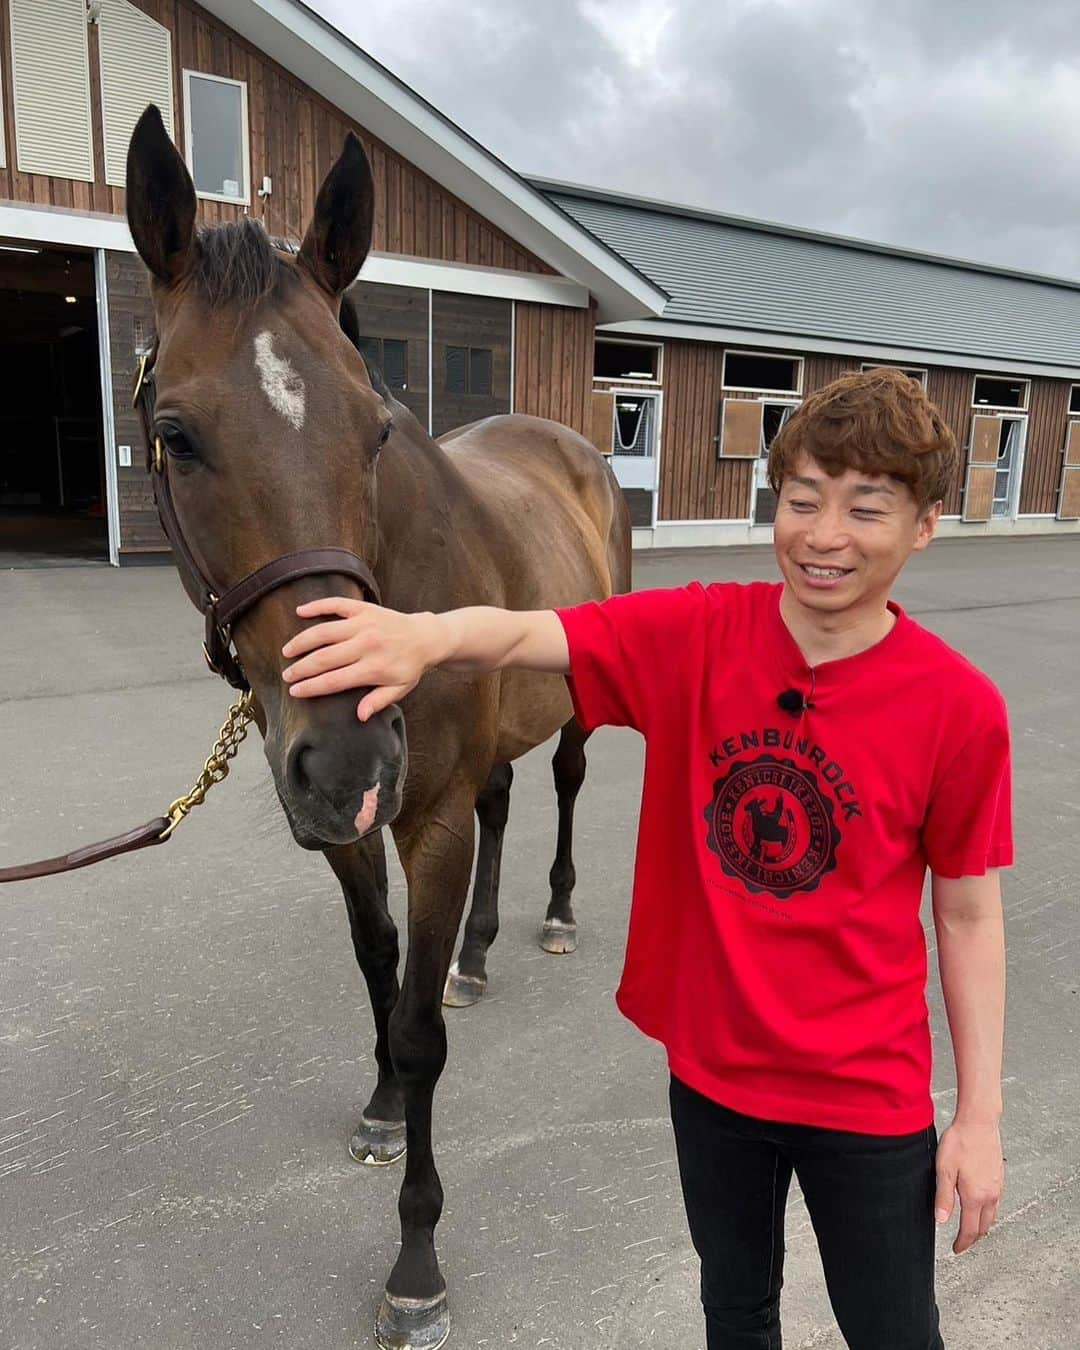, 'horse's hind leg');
541,718,590,955
324,832,406,1166
443,761,513,1009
